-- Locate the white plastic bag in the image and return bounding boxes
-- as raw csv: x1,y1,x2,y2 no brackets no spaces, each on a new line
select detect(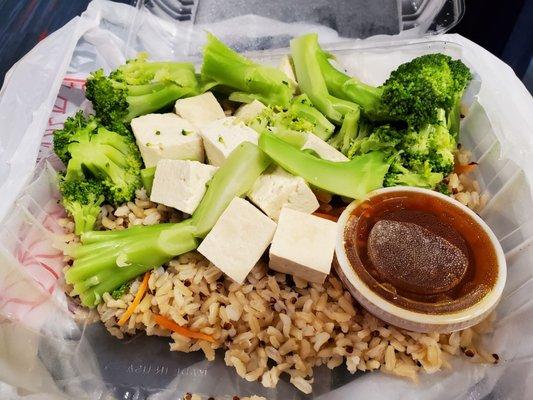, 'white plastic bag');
1,1,533,399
